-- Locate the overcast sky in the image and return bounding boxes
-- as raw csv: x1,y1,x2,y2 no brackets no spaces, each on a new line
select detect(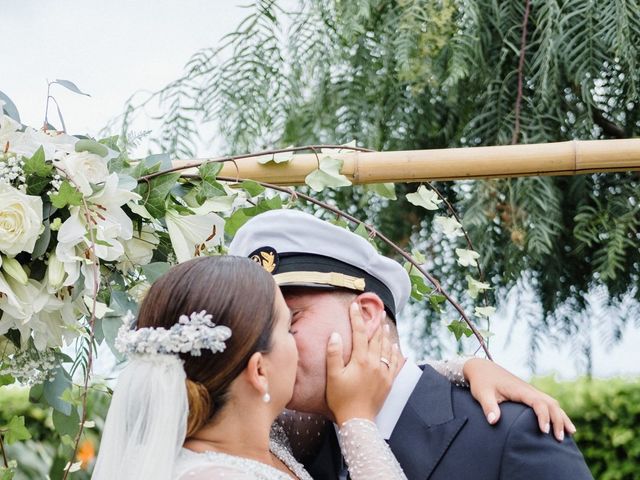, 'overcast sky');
2,0,639,380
